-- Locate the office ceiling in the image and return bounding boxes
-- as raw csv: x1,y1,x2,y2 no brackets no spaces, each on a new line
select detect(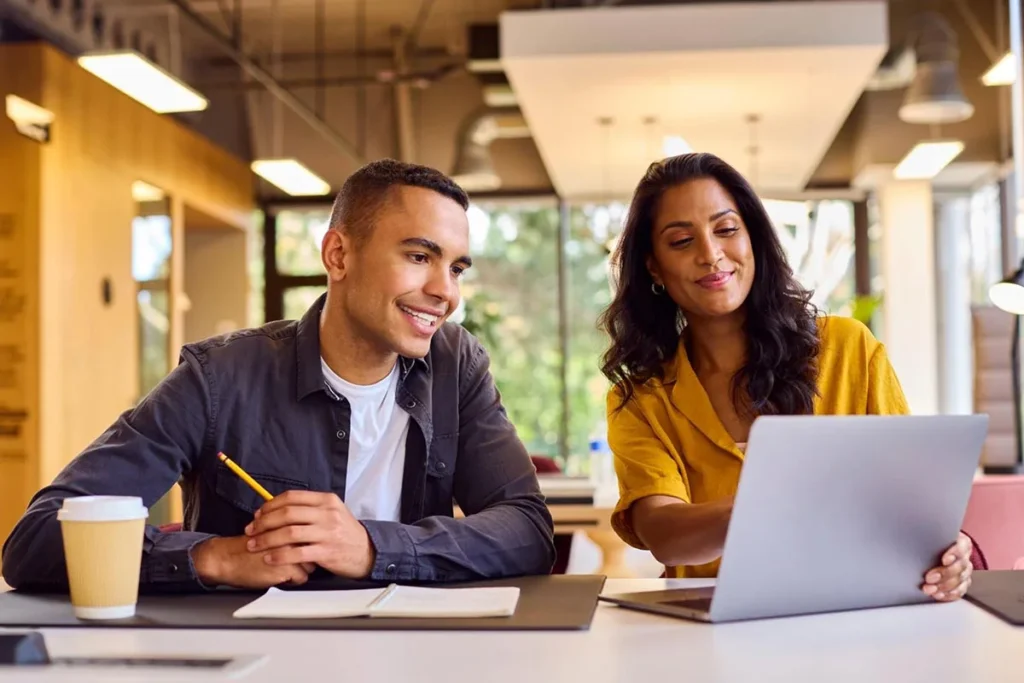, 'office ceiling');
63,0,1011,196
501,2,889,198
